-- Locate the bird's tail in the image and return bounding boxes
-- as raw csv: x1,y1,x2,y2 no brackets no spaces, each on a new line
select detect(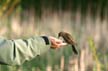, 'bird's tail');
71,45,78,55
